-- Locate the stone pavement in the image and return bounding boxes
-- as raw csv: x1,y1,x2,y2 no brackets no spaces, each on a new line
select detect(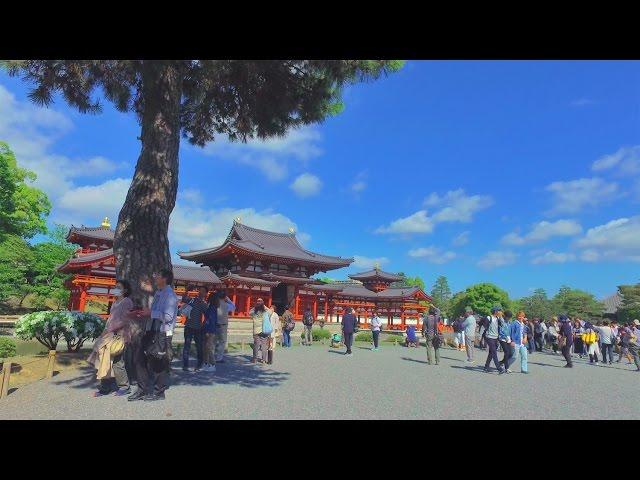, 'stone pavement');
0,343,637,420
